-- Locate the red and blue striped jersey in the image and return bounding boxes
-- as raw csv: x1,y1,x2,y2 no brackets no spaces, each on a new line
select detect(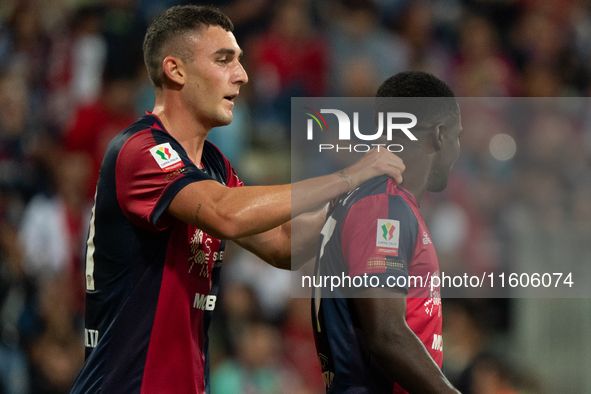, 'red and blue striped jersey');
71,113,243,394
312,175,442,394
